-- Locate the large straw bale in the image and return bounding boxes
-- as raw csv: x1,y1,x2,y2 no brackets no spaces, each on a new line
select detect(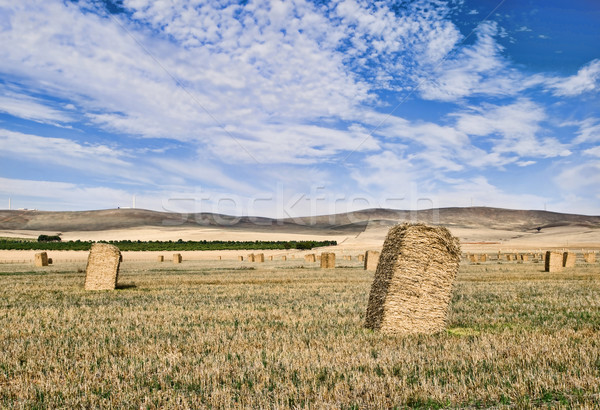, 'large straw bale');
365,223,461,335
364,250,380,271
545,251,562,272
173,253,182,264
255,253,265,263
563,252,576,268
320,252,335,269
34,252,49,267
304,254,316,263
583,252,596,263
84,243,121,291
